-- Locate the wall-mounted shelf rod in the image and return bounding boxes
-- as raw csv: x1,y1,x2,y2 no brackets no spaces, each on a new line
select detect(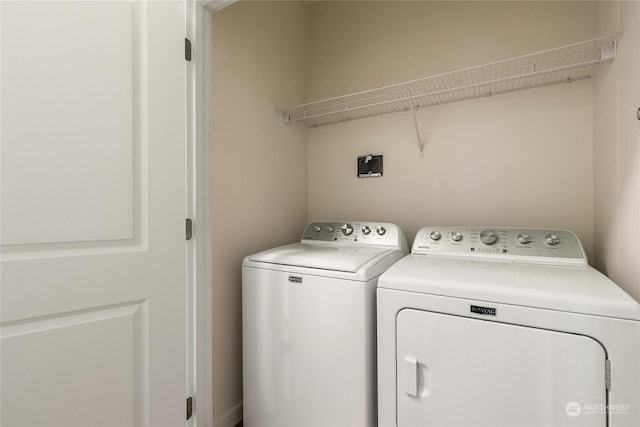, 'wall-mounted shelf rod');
278,34,618,129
